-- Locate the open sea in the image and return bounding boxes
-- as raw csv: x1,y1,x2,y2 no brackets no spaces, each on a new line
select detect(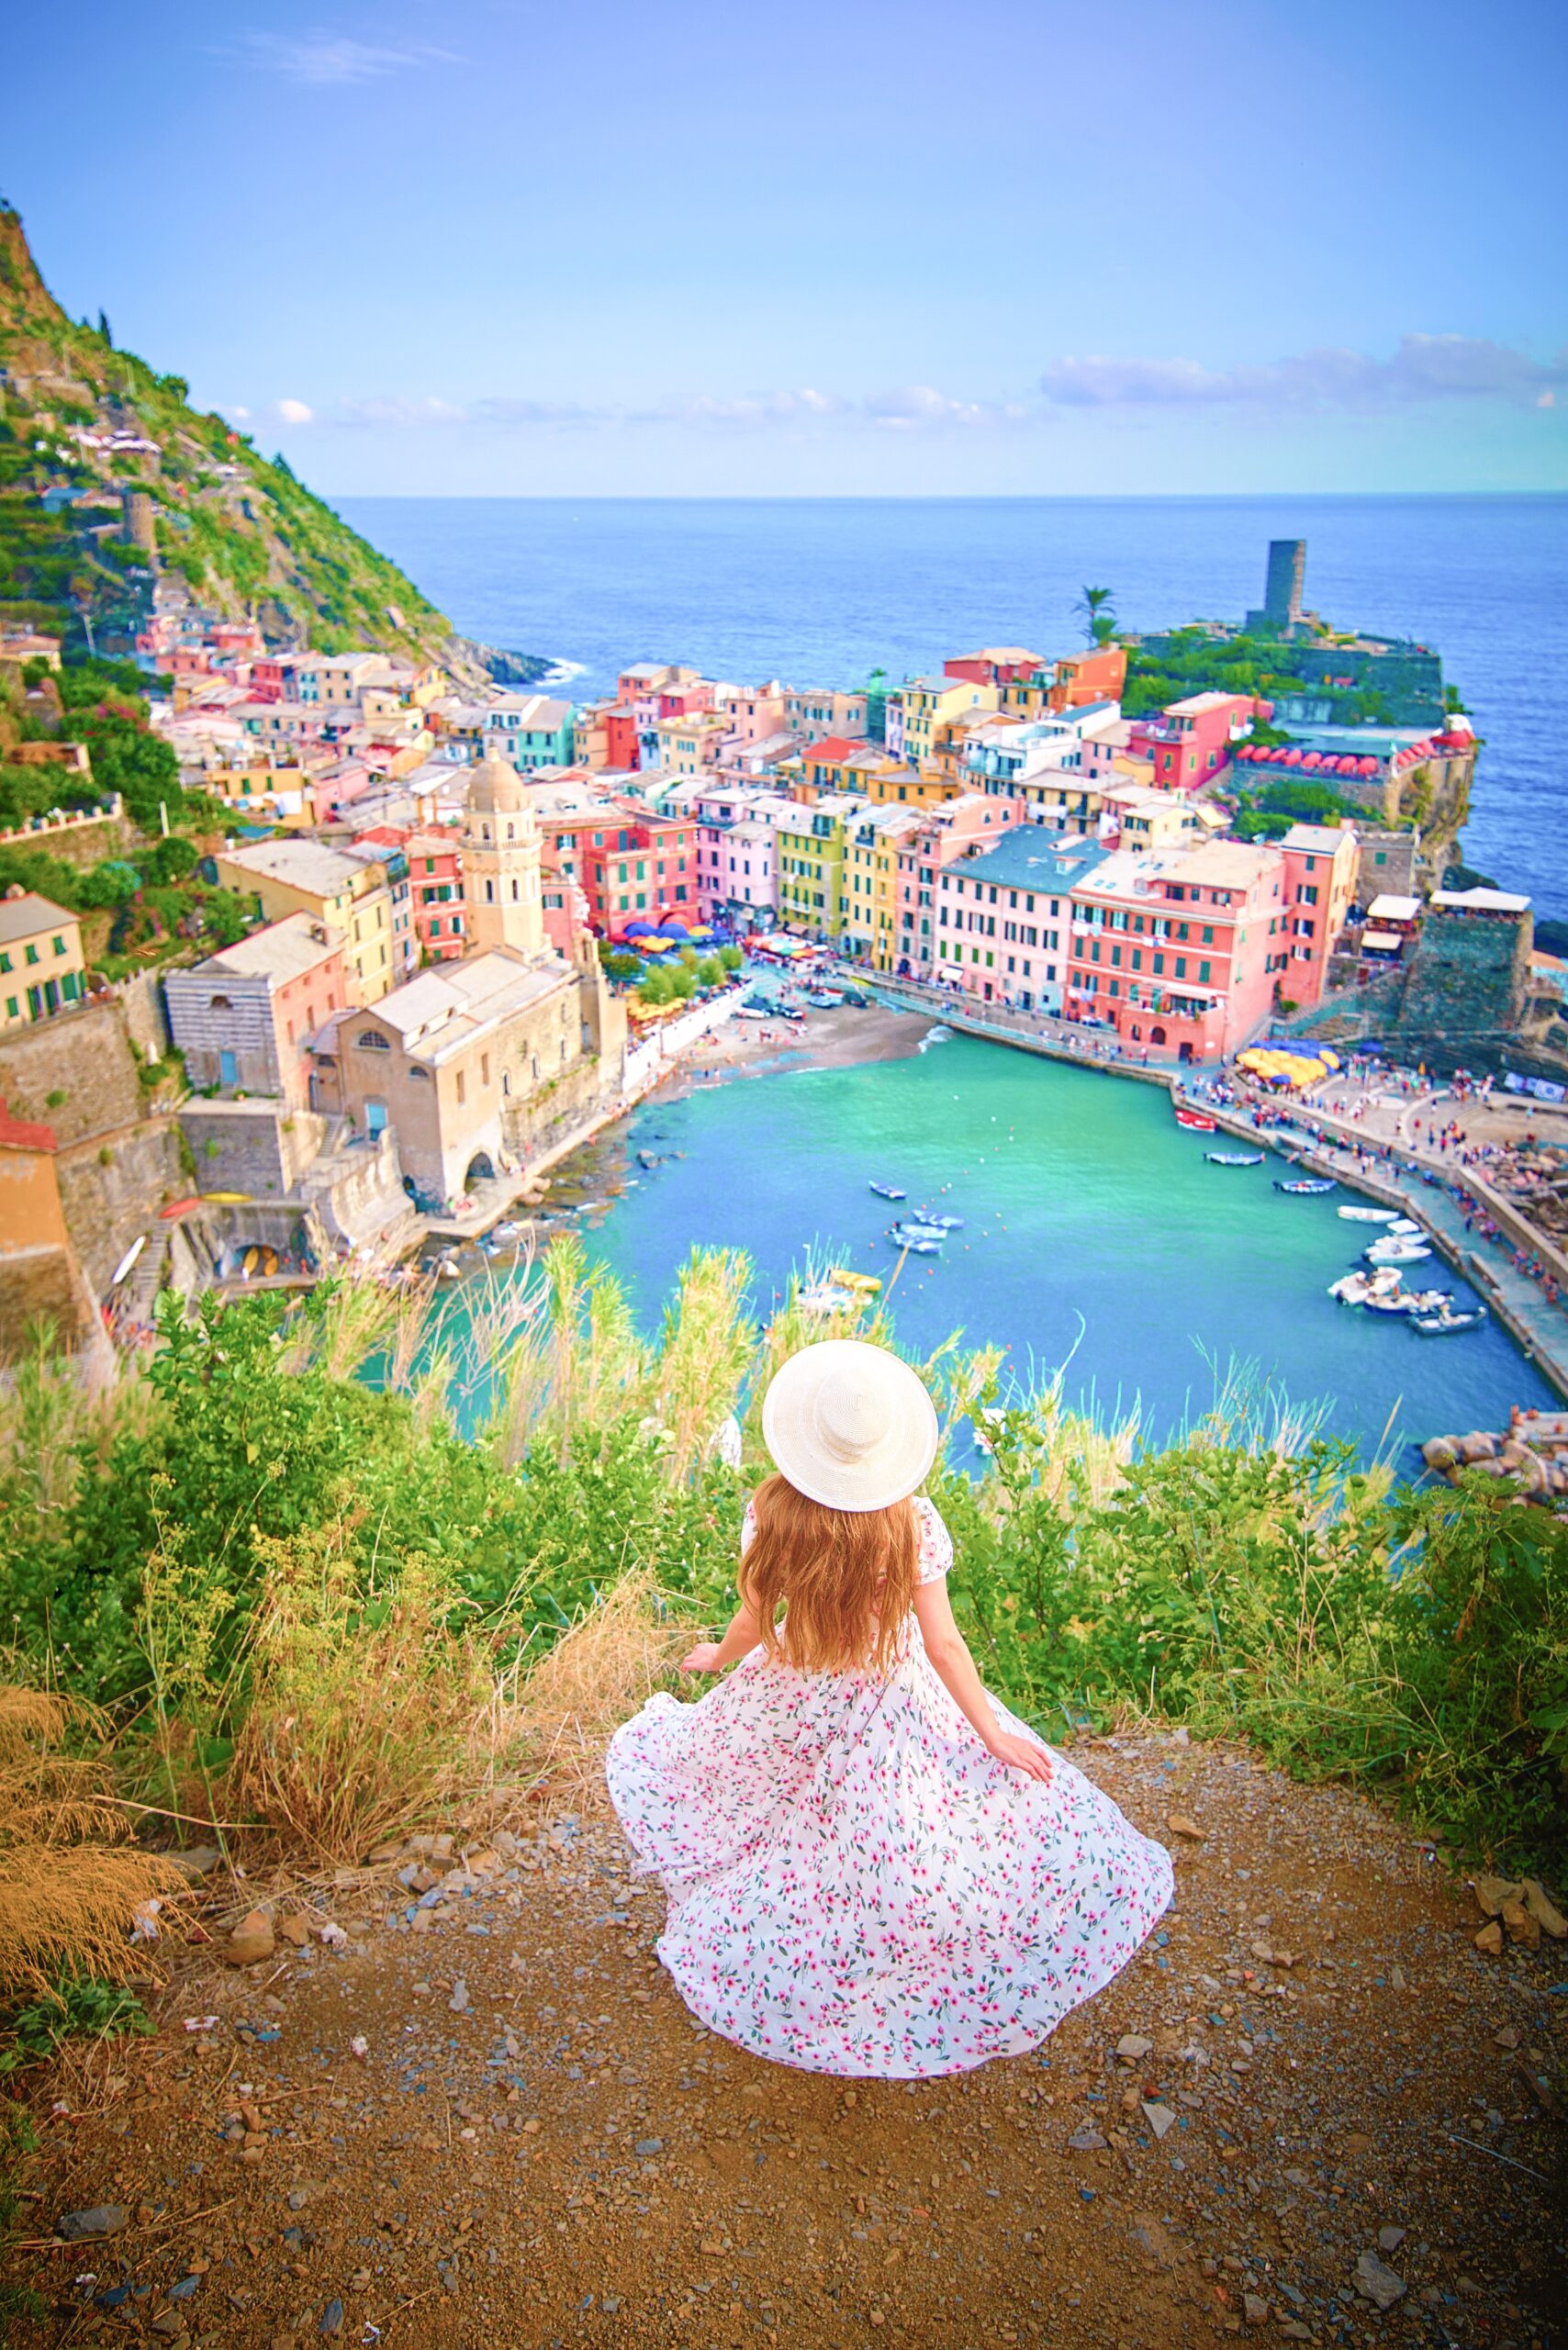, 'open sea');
342,492,1568,918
